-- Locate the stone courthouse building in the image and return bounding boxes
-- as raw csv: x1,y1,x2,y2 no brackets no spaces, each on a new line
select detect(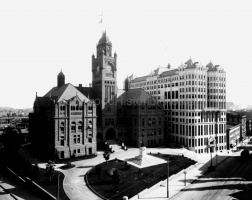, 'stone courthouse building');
29,73,97,160
30,32,165,160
